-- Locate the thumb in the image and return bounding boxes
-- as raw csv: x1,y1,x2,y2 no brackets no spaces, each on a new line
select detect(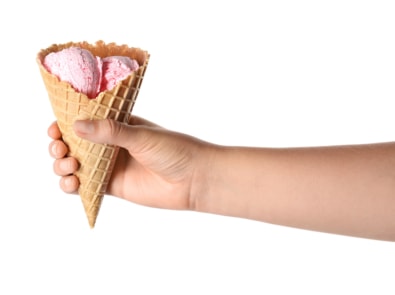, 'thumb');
73,119,138,150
